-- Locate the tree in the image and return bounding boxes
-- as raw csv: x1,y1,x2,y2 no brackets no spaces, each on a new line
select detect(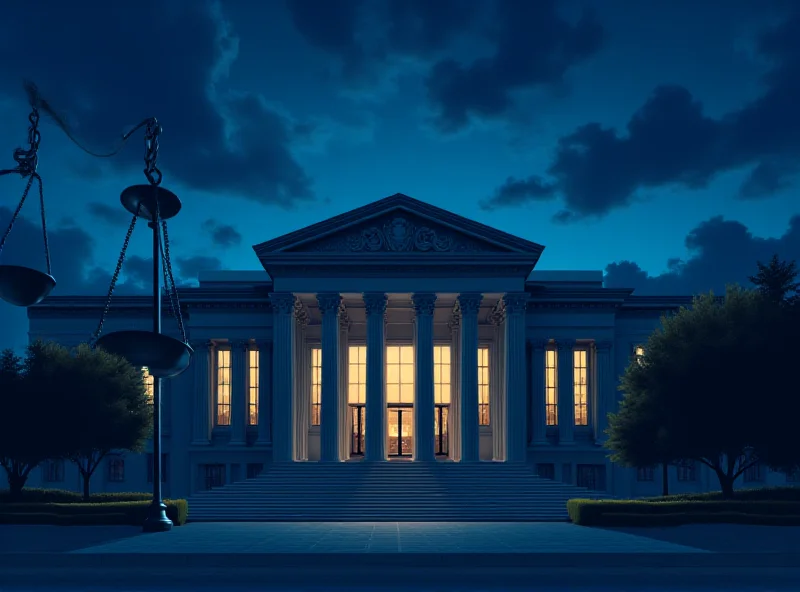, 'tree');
749,254,799,305
58,344,152,500
0,342,74,500
606,286,786,498
605,379,677,496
